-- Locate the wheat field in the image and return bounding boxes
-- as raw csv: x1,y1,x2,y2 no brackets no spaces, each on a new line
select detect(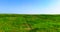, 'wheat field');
0,14,60,32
